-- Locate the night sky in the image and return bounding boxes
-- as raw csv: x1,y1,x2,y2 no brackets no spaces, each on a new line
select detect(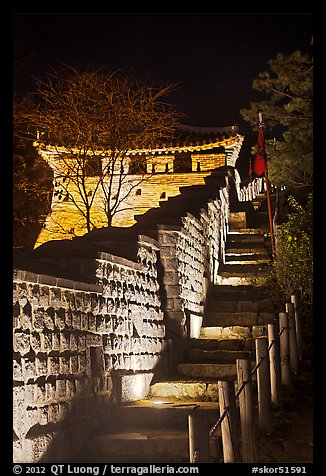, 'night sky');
13,12,313,177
